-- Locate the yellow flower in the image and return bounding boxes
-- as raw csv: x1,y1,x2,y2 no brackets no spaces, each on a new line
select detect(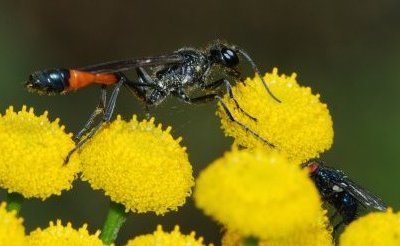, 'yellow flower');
217,68,333,163
126,225,210,246
27,220,103,246
340,208,400,246
80,115,194,215
0,106,80,199
194,148,322,239
222,208,332,246
0,203,26,246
